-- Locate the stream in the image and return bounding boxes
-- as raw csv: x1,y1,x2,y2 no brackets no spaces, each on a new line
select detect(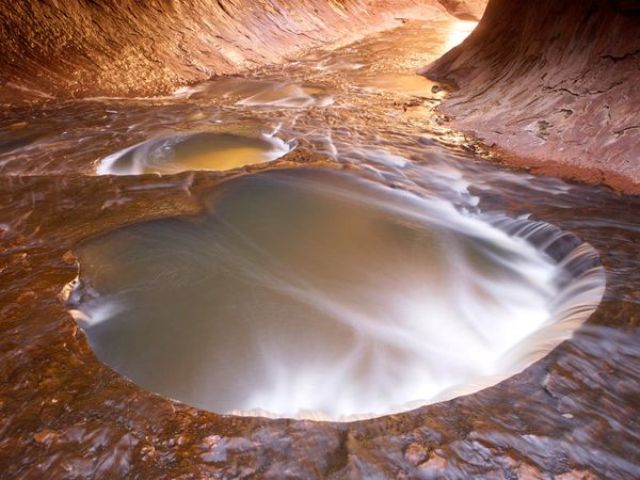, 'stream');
1,18,639,477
